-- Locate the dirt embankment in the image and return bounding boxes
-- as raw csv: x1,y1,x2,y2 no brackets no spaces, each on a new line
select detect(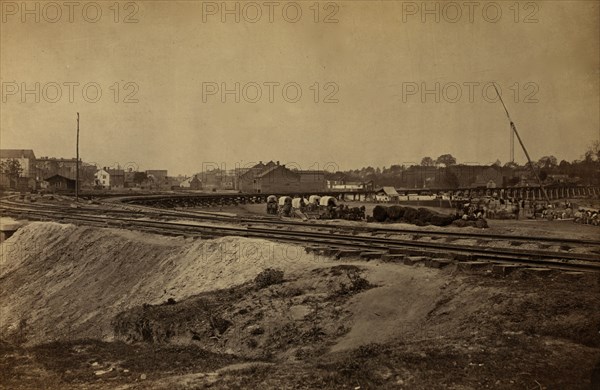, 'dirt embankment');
1,222,600,389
